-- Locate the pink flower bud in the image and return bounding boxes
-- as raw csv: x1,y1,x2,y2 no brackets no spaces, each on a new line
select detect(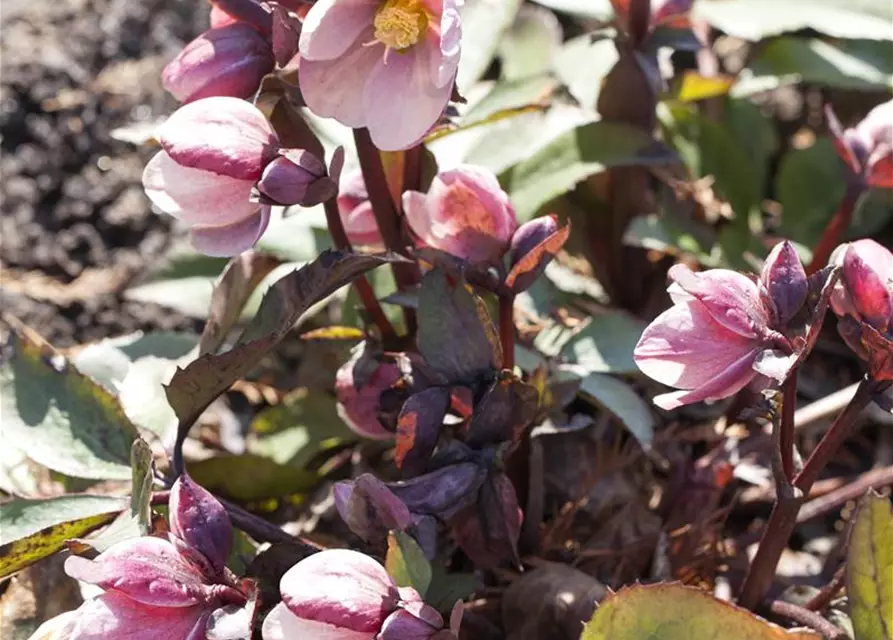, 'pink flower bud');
170,474,233,577
335,349,402,440
261,550,444,640
634,264,794,410
759,240,808,326
333,473,413,543
403,165,518,264
162,24,274,104
827,99,893,189
337,169,382,246
257,149,335,206
830,239,893,359
506,214,570,293
143,97,278,256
